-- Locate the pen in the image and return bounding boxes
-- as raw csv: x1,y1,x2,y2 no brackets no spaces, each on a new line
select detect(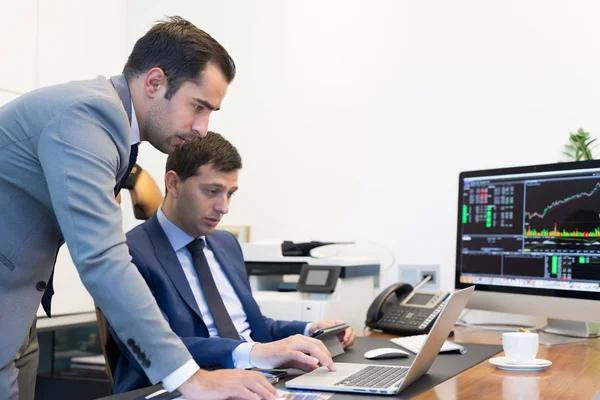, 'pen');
139,388,182,400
